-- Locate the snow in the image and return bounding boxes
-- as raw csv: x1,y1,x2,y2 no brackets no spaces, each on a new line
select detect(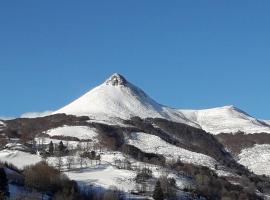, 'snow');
238,144,270,176
4,143,30,151
65,151,195,193
45,126,99,140
68,165,137,192
180,106,270,134
36,137,81,149
0,148,195,198
125,132,217,169
55,73,199,128
0,120,5,130
101,151,194,189
0,147,213,198
264,120,270,126
20,111,53,118
0,150,41,169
